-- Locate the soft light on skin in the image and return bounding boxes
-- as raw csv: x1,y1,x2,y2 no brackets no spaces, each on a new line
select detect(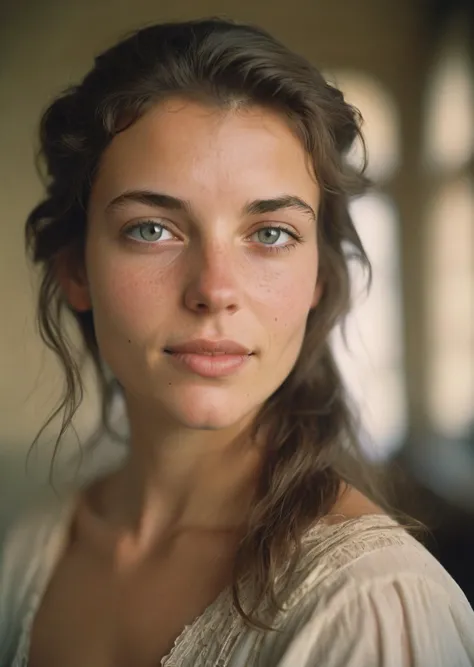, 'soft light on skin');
84,99,321,430
60,98,322,548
